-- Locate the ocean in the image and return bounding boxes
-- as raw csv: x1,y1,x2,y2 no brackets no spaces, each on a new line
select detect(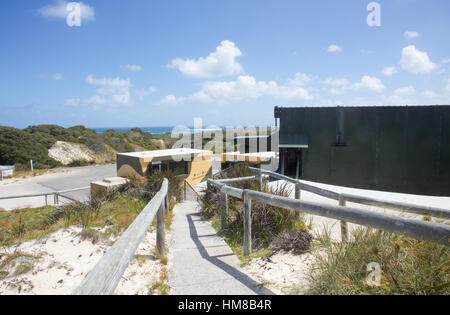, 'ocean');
91,126,224,135
92,127,175,134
